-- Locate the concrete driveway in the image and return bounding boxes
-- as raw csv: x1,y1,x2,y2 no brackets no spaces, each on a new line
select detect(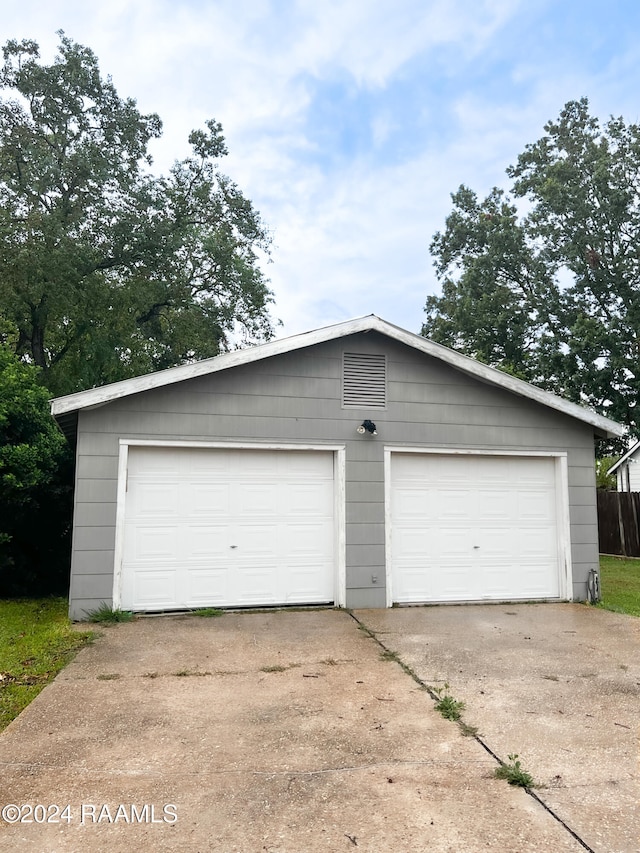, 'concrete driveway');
0,605,637,852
